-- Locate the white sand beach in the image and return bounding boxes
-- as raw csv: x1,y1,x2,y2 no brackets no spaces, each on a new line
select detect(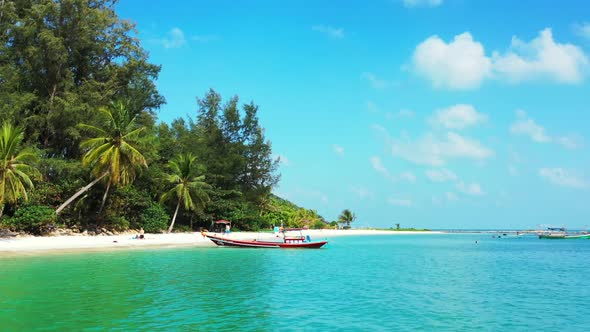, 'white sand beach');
0,229,441,255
